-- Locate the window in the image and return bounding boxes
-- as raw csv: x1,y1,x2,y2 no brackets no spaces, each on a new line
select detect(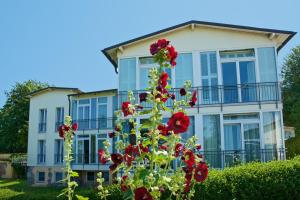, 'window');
98,97,108,129
55,172,63,182
200,52,218,104
54,139,64,164
38,109,47,133
119,58,136,91
37,140,46,164
78,99,90,130
55,107,64,131
175,53,193,87
181,116,195,142
38,172,45,182
87,172,95,181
